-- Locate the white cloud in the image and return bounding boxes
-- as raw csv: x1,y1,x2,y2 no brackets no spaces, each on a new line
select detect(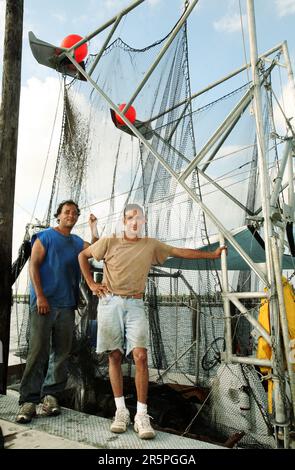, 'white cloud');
14,76,64,255
273,82,295,135
275,0,295,17
213,13,246,33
